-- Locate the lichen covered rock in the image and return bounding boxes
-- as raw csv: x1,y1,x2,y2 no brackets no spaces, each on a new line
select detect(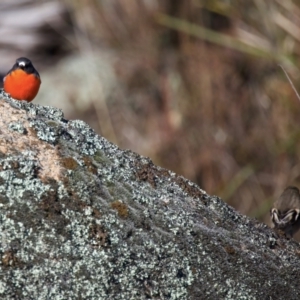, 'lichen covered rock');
0,91,300,299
